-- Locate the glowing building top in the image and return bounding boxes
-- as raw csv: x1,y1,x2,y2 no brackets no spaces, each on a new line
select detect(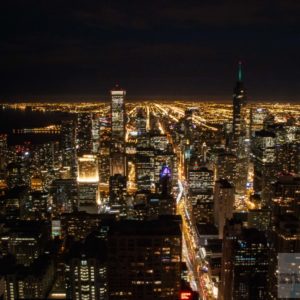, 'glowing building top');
77,154,99,183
